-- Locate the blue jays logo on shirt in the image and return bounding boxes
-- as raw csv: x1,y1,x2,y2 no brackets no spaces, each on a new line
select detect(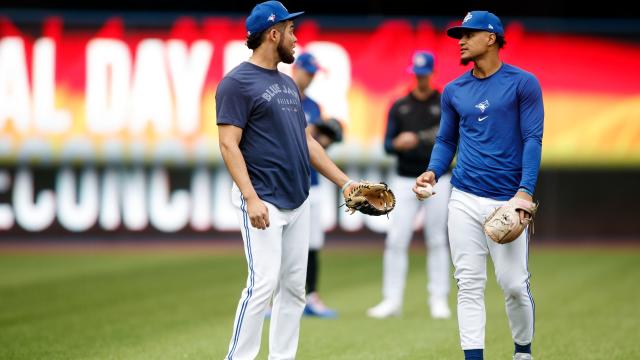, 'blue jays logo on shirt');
475,99,490,113
261,83,300,112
